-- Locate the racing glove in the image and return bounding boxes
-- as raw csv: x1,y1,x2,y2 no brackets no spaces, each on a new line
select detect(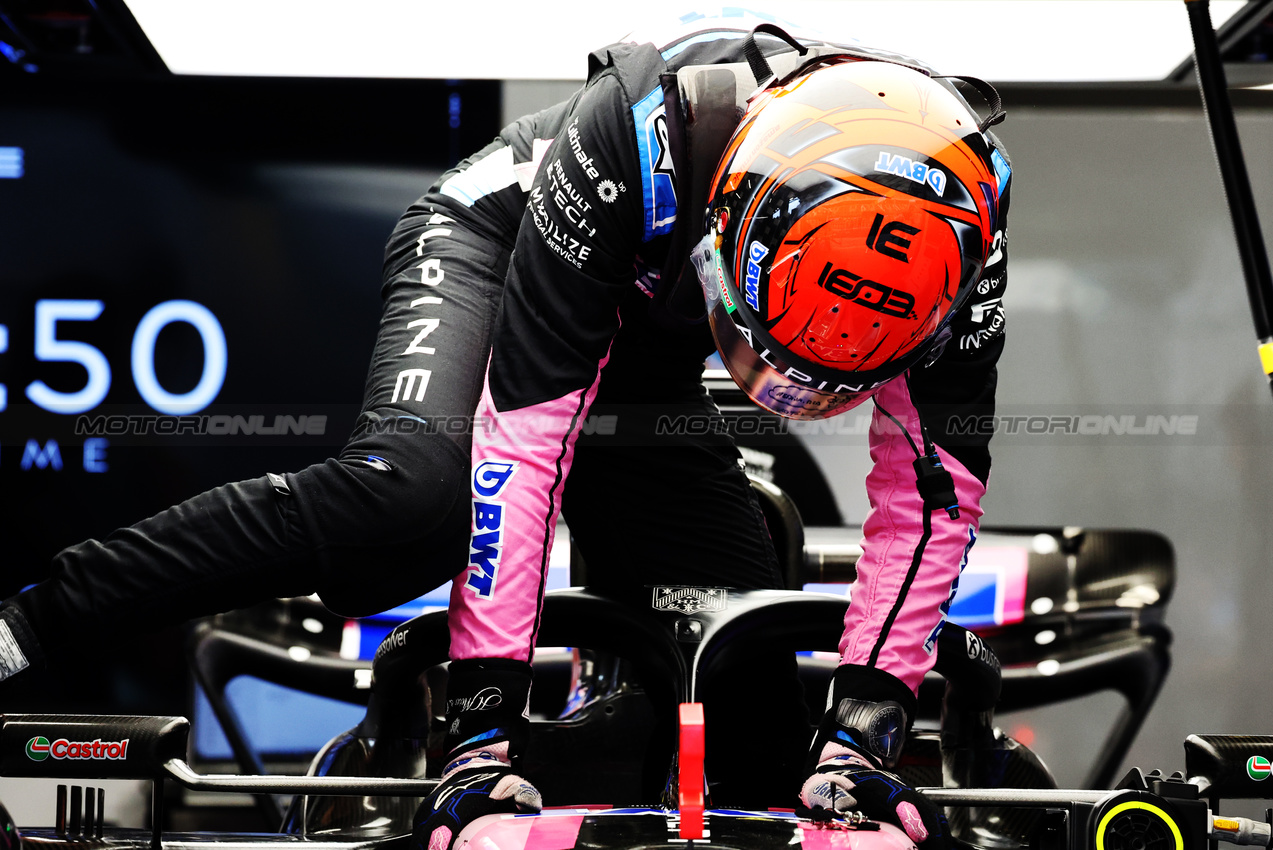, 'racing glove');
799,665,949,850
411,659,542,850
